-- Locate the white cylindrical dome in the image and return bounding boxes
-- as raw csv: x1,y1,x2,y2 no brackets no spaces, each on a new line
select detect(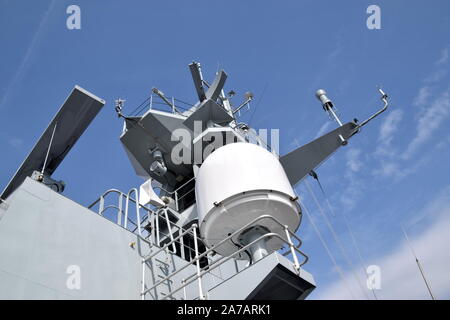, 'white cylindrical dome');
195,142,301,258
